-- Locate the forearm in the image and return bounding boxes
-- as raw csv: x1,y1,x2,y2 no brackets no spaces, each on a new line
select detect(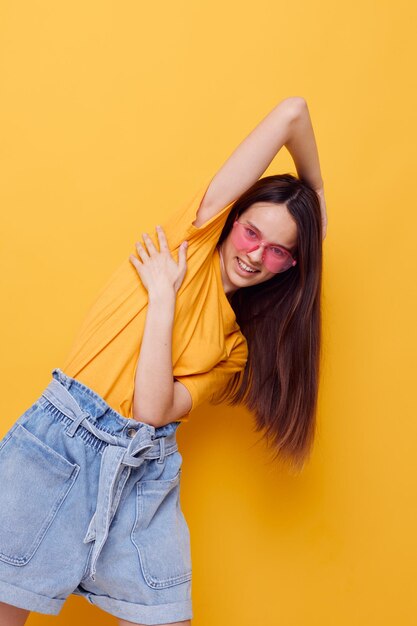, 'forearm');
133,291,176,425
284,98,324,192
